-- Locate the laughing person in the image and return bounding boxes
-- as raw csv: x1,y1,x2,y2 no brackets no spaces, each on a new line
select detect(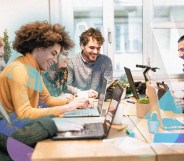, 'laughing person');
0,21,92,119
67,28,113,98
